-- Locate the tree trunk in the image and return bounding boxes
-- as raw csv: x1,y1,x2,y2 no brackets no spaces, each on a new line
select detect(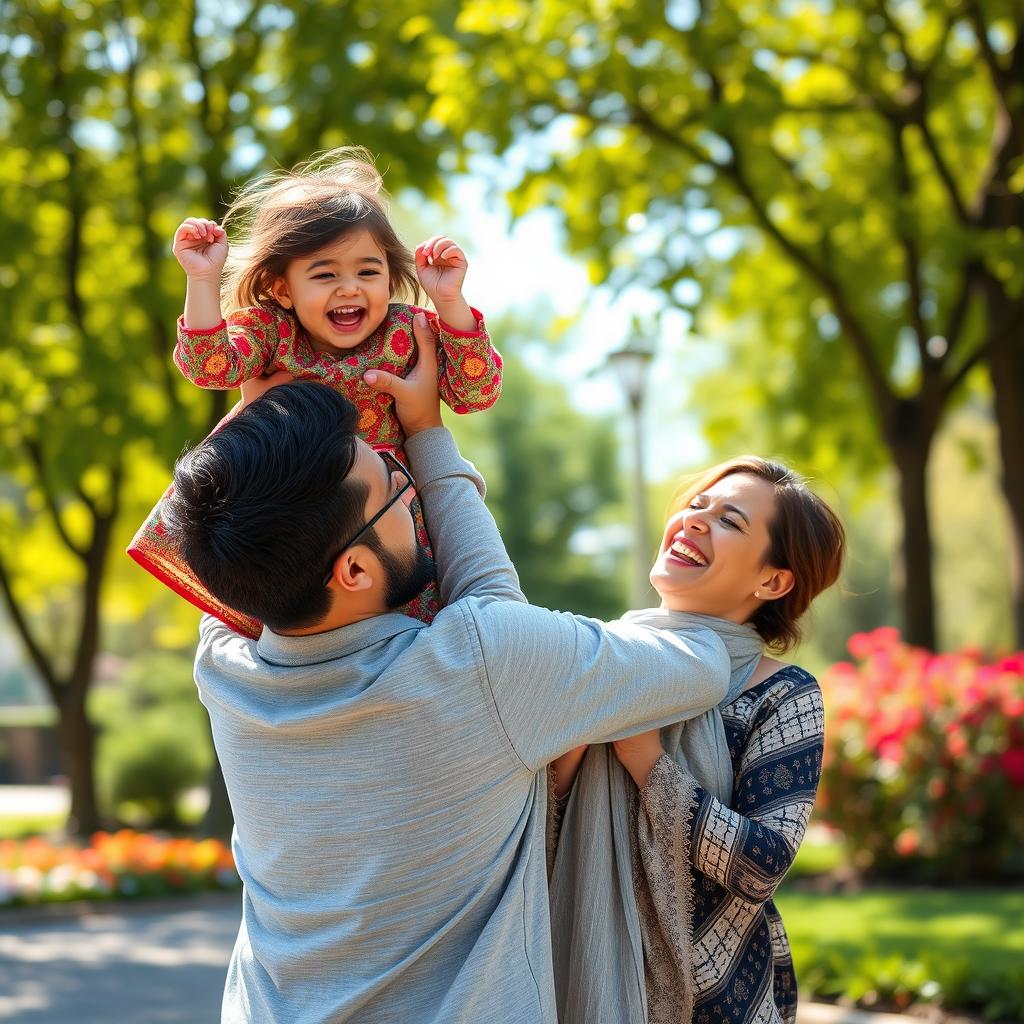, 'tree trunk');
890,427,938,650
58,698,100,836
985,296,1024,647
